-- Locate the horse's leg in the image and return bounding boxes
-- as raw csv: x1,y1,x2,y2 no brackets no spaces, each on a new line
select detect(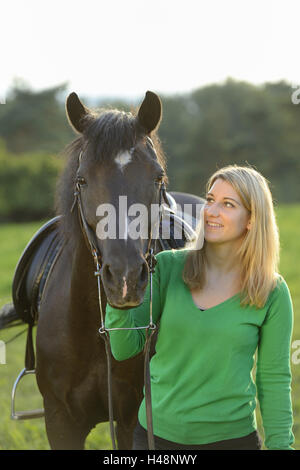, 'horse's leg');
43,394,91,450
112,378,143,450
115,420,135,450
